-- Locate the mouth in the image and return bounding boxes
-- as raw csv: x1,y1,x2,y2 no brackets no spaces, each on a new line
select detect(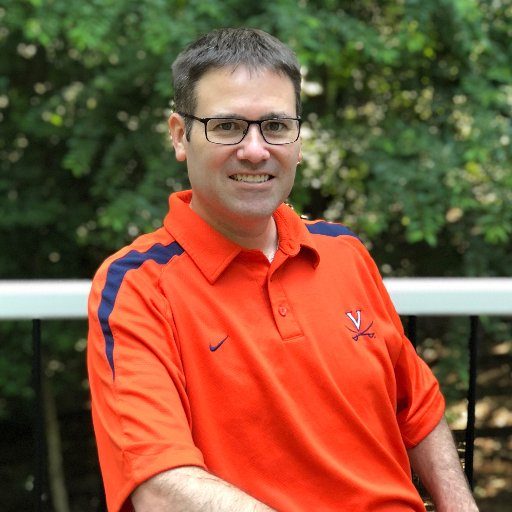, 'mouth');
229,173,274,183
